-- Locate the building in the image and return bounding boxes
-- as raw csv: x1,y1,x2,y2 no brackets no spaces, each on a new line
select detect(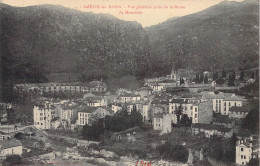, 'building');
191,124,233,139
153,113,172,134
33,103,56,130
111,103,122,114
85,96,107,107
77,107,96,126
0,139,23,159
169,99,193,124
137,86,153,99
91,107,111,121
39,82,88,93
88,81,107,93
118,93,141,103
212,114,235,128
192,100,213,124
211,93,245,115
229,106,250,119
236,135,259,165
149,83,164,93
142,104,151,122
